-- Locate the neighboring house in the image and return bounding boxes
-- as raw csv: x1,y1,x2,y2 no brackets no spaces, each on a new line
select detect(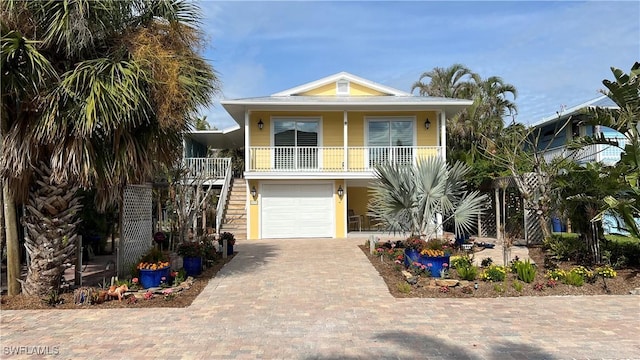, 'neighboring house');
530,95,625,166
531,95,633,235
186,72,472,239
